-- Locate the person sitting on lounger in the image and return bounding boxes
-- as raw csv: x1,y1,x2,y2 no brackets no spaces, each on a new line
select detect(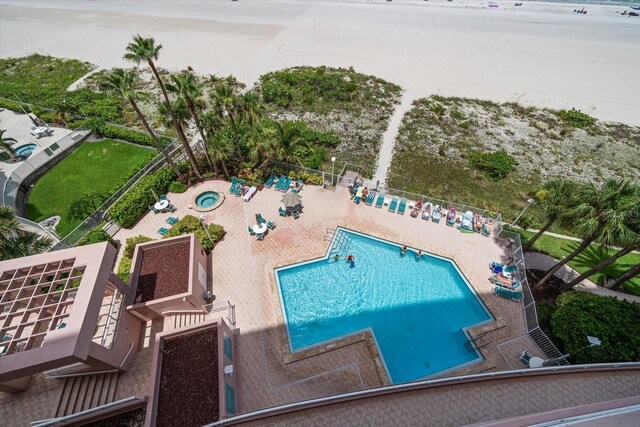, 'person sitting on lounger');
362,187,369,199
